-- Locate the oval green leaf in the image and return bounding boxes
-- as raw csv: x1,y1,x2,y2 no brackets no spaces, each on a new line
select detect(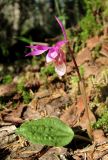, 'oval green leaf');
16,117,74,147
